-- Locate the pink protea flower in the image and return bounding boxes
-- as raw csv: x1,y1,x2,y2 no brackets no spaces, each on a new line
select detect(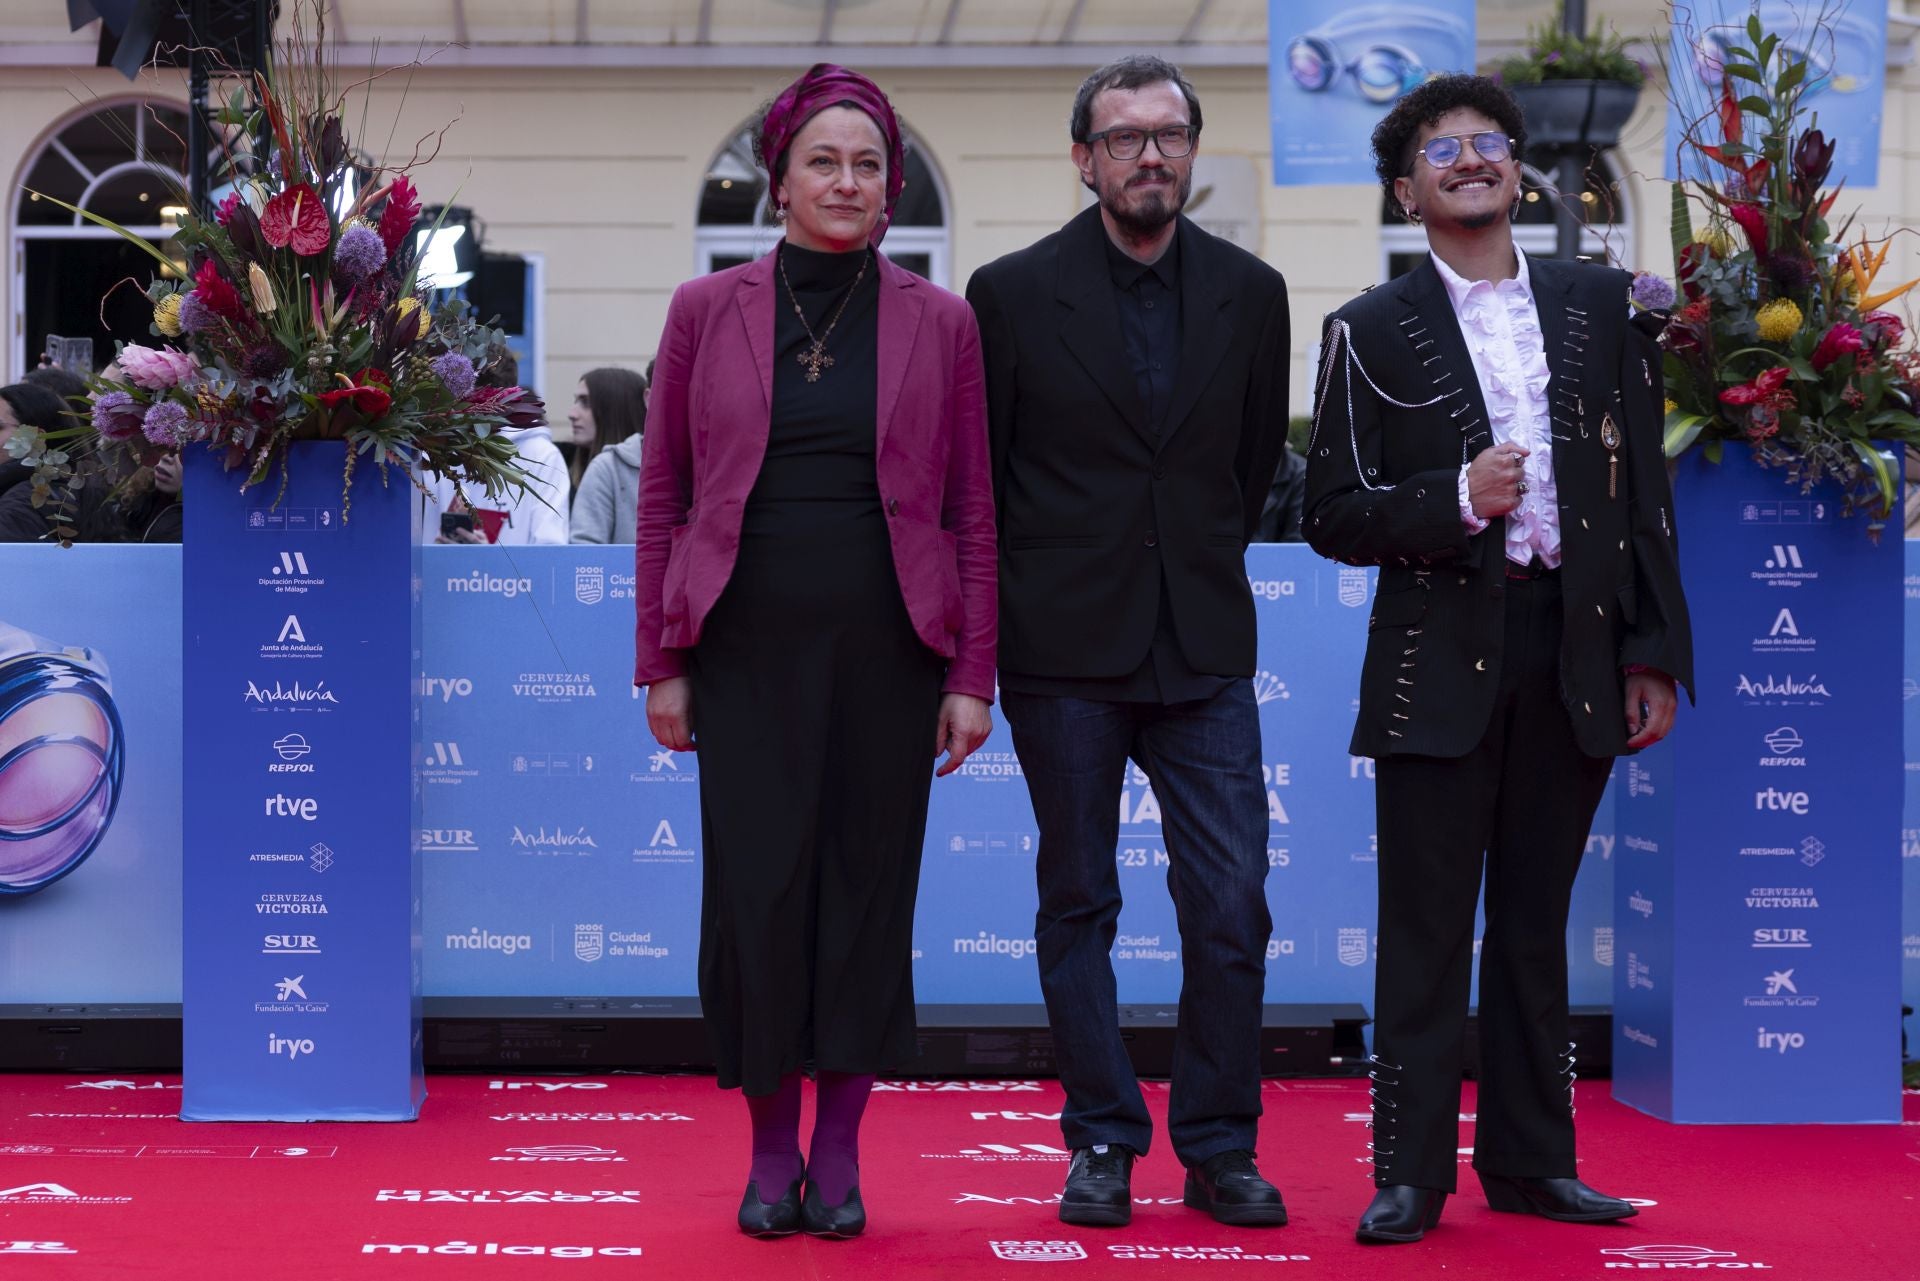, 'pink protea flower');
117,344,201,391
